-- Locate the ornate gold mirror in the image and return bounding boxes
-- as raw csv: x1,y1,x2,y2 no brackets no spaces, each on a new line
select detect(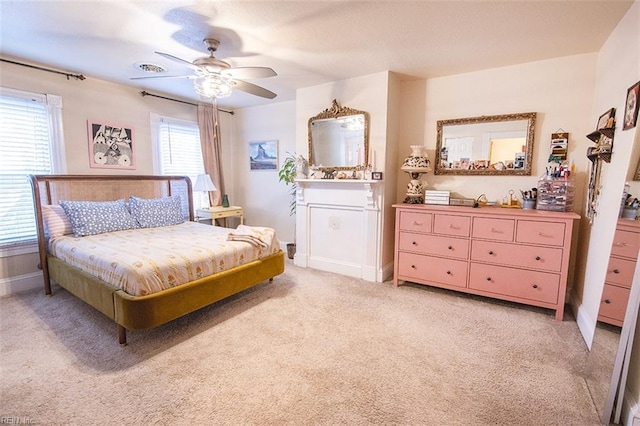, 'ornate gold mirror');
435,112,536,176
308,99,369,171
